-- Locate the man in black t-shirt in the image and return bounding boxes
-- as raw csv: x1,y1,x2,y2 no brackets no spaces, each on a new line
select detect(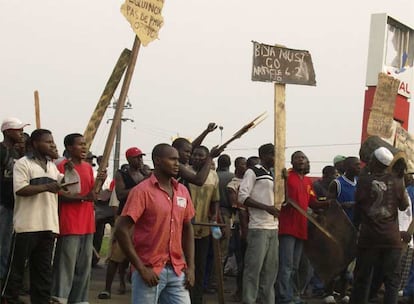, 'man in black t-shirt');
350,147,409,304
